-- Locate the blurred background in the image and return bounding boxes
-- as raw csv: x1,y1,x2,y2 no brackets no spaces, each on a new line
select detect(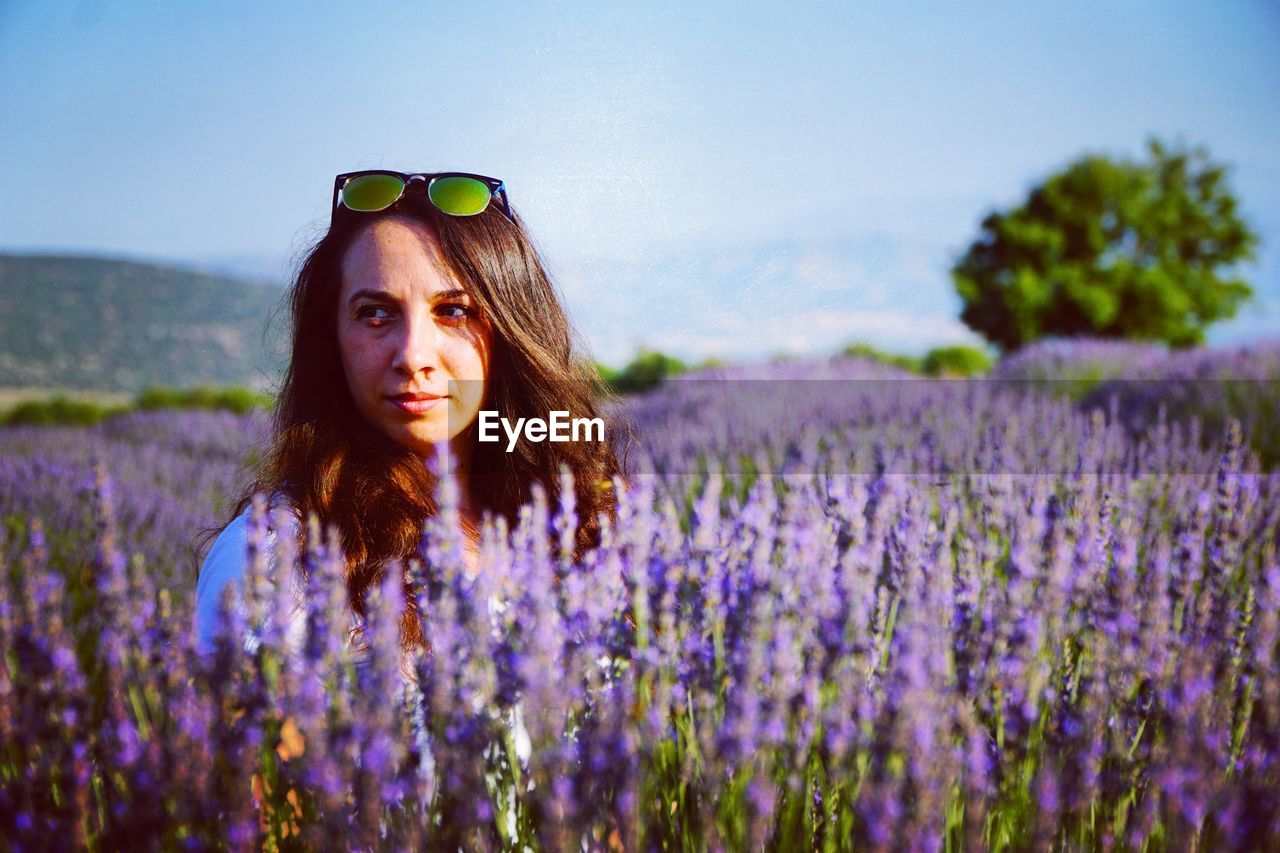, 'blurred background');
0,0,1276,404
